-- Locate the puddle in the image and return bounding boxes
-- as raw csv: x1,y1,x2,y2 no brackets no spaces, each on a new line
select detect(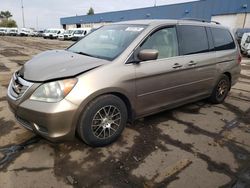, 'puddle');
232,180,248,188
0,118,15,137
0,136,41,169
